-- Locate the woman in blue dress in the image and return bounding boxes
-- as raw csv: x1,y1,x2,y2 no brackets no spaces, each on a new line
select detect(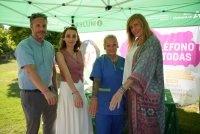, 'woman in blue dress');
89,34,125,134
